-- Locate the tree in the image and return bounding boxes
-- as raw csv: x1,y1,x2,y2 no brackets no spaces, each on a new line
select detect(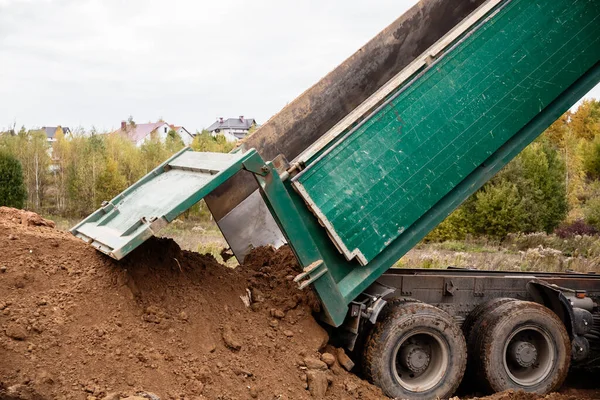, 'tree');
569,99,600,141
429,141,568,240
140,132,169,173
582,133,600,180
66,134,106,215
543,113,570,147
51,127,71,213
166,129,185,154
8,128,52,211
104,133,145,185
191,130,235,153
466,181,528,238
95,158,127,206
0,152,27,208
127,115,136,129
517,141,568,232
